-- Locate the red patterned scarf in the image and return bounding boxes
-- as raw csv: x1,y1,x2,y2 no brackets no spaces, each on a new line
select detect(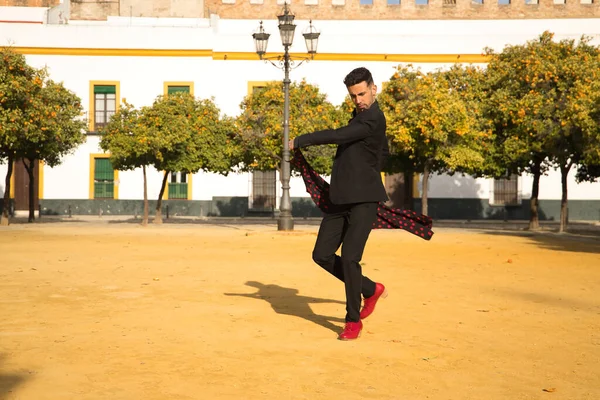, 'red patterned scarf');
291,149,434,241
